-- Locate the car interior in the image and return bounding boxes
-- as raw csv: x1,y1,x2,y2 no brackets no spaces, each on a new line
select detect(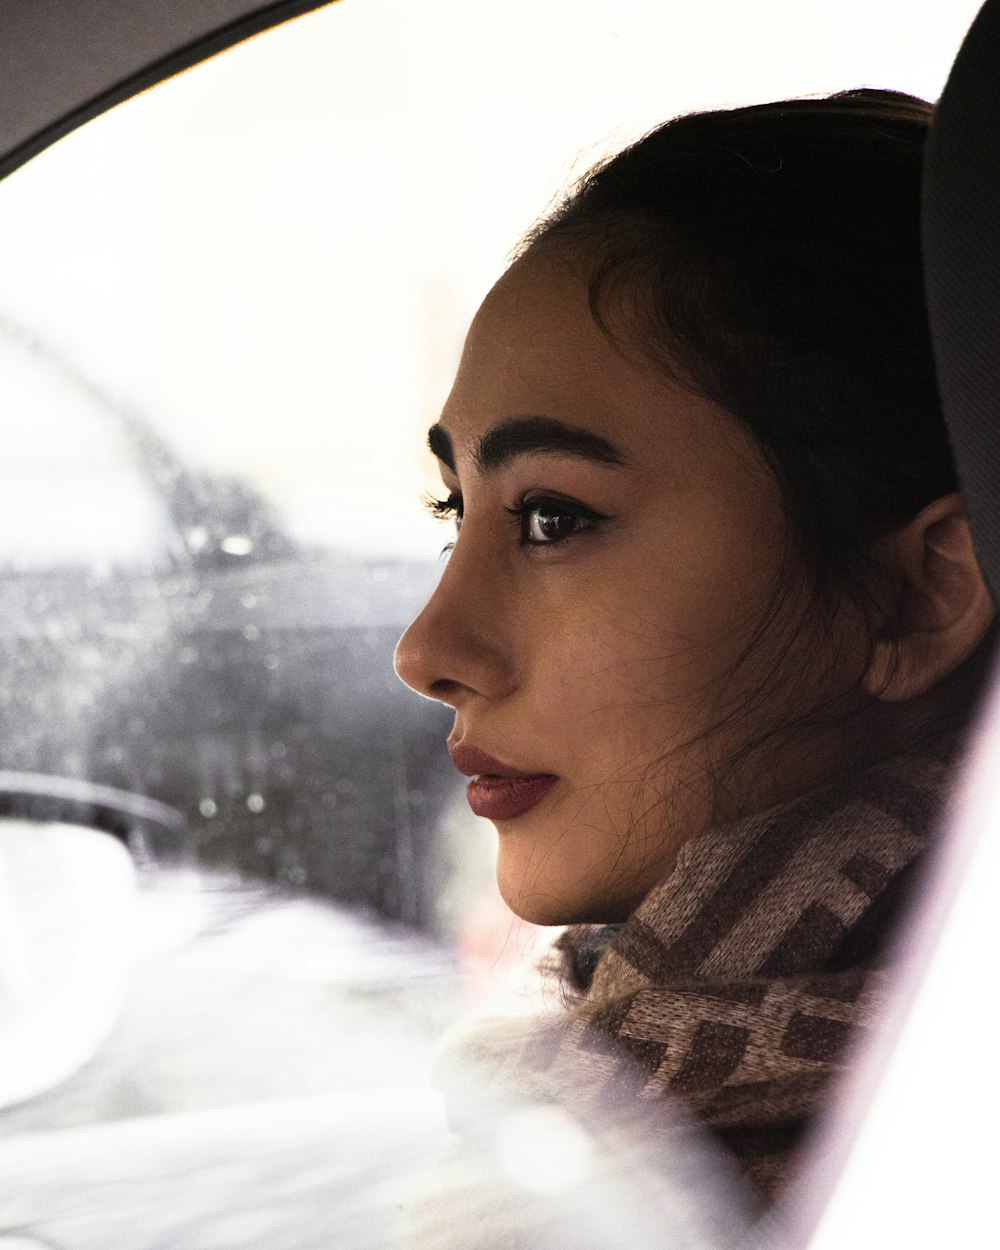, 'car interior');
0,1,997,1247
